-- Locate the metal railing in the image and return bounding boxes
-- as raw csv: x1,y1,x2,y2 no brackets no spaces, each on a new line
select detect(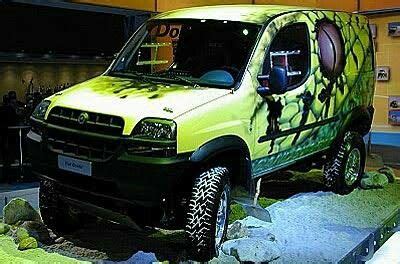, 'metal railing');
1,125,31,181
